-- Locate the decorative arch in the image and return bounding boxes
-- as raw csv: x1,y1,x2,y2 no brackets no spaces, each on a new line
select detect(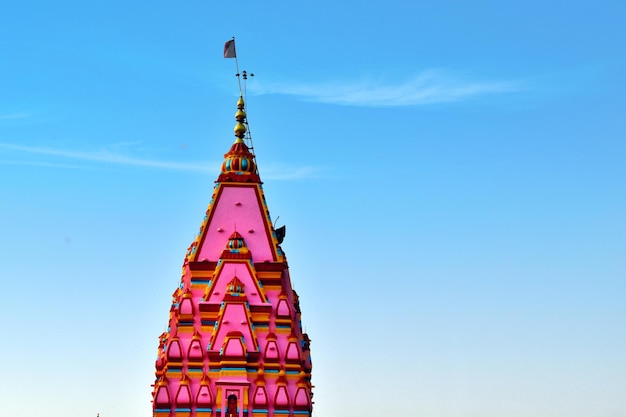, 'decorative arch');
167,338,182,361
